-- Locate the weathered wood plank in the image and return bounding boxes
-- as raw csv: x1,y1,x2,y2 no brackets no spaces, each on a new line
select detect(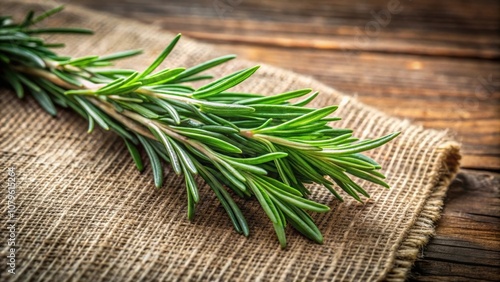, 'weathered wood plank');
71,0,500,59
410,169,500,281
